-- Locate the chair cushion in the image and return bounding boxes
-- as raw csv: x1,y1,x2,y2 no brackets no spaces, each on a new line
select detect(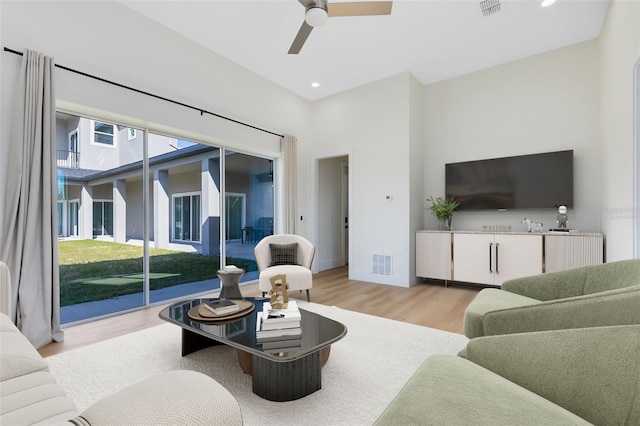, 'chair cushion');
269,243,298,266
463,289,541,339
259,265,312,292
